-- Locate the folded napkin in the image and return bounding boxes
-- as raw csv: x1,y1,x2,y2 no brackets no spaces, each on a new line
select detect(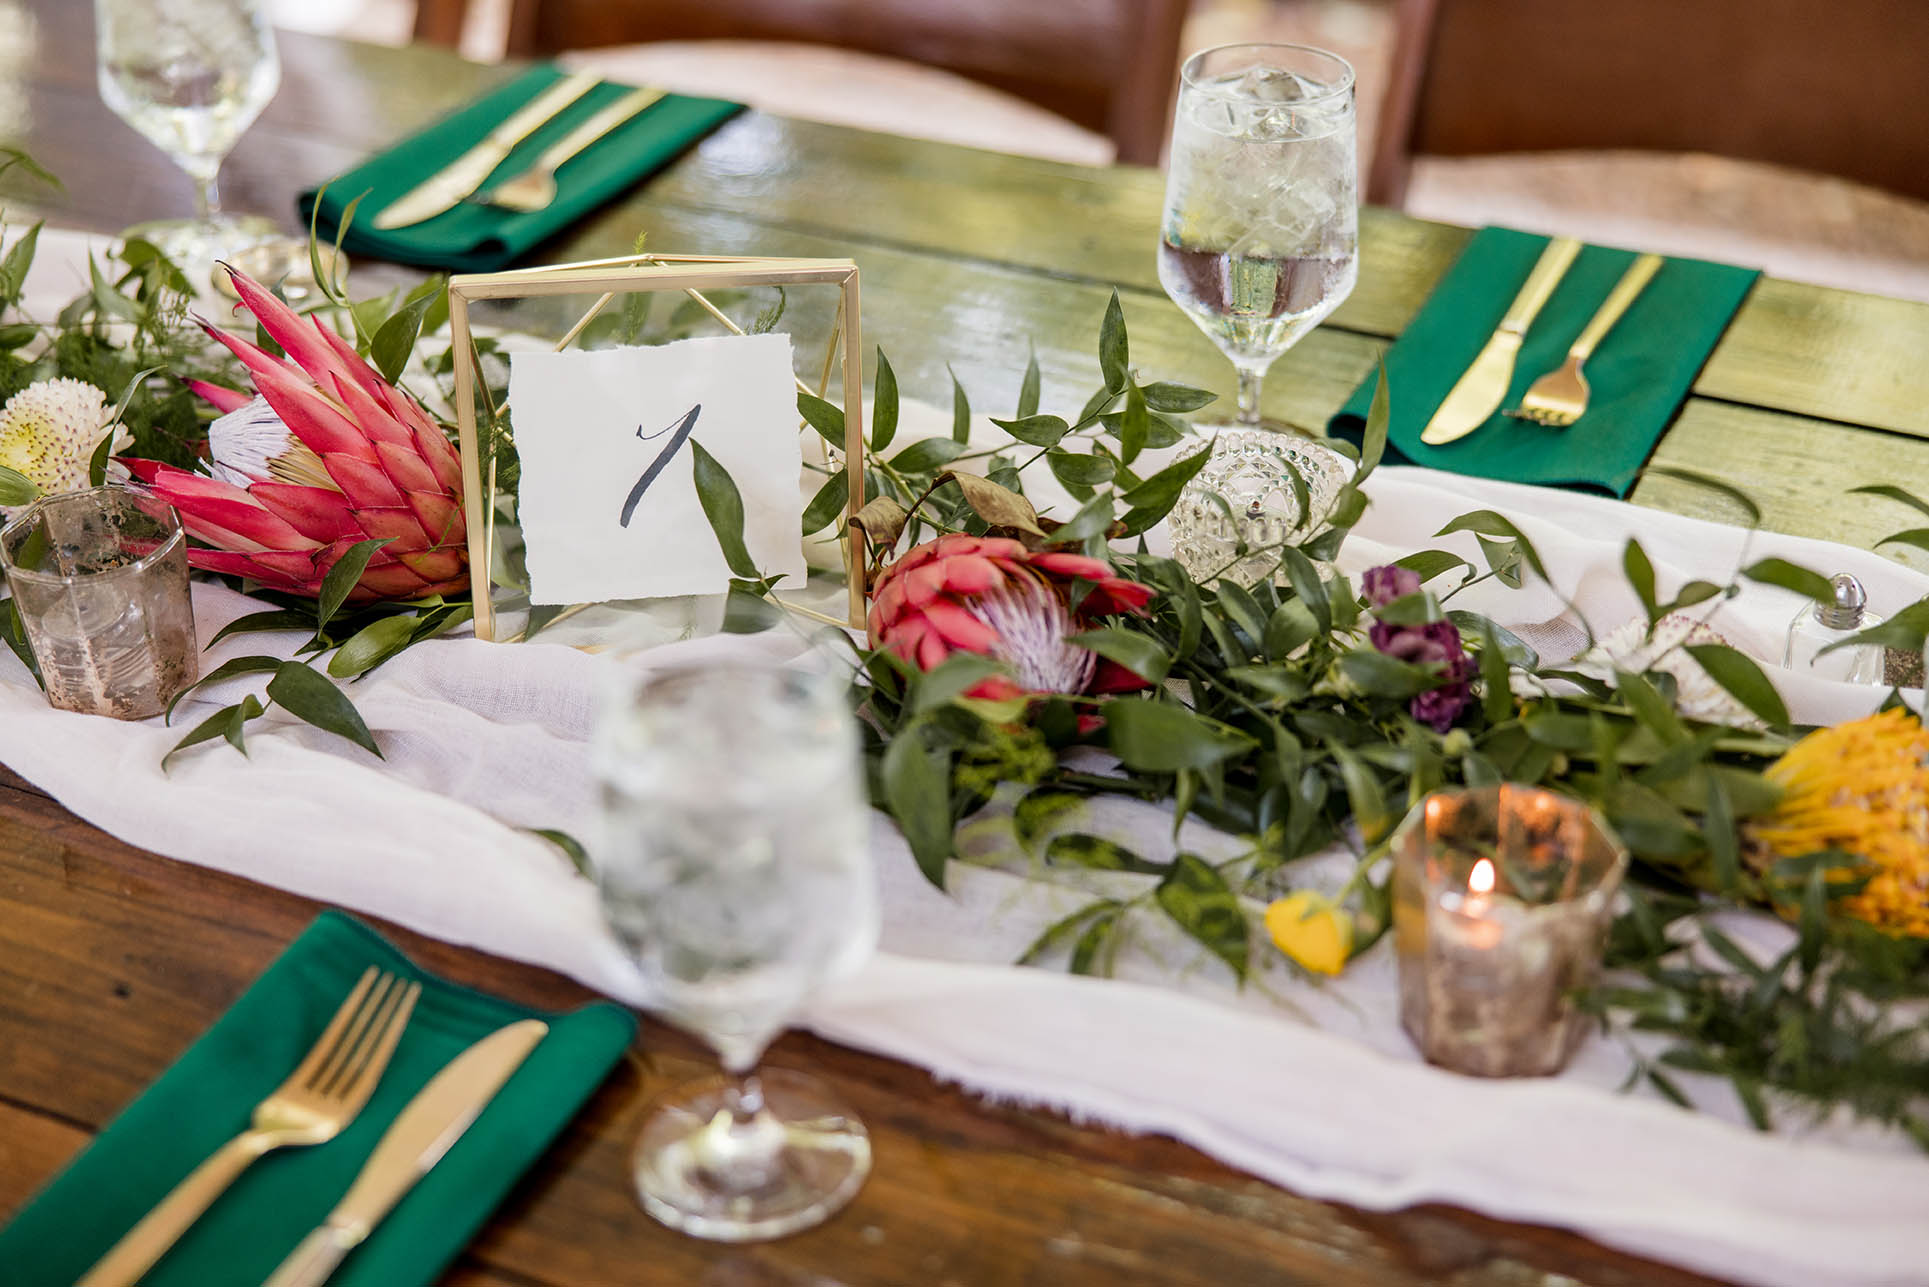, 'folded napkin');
0,910,636,1287
1328,227,1759,496
300,64,743,272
